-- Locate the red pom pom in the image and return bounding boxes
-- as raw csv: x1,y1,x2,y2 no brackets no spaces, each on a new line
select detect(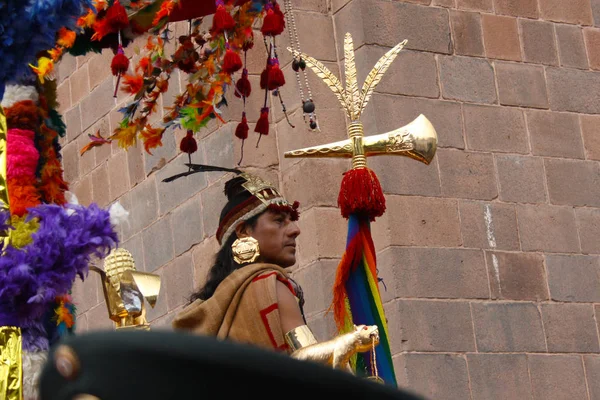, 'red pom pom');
254,107,270,136
111,46,129,76
267,60,285,90
212,4,235,34
261,3,285,36
337,167,386,220
223,48,243,74
235,113,249,140
235,69,252,98
180,130,198,154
